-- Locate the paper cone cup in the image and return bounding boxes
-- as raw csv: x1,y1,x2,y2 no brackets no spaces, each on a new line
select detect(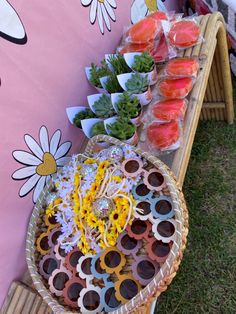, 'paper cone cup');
85,67,106,93
133,86,153,106
66,106,88,126
81,118,105,139
87,93,111,114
